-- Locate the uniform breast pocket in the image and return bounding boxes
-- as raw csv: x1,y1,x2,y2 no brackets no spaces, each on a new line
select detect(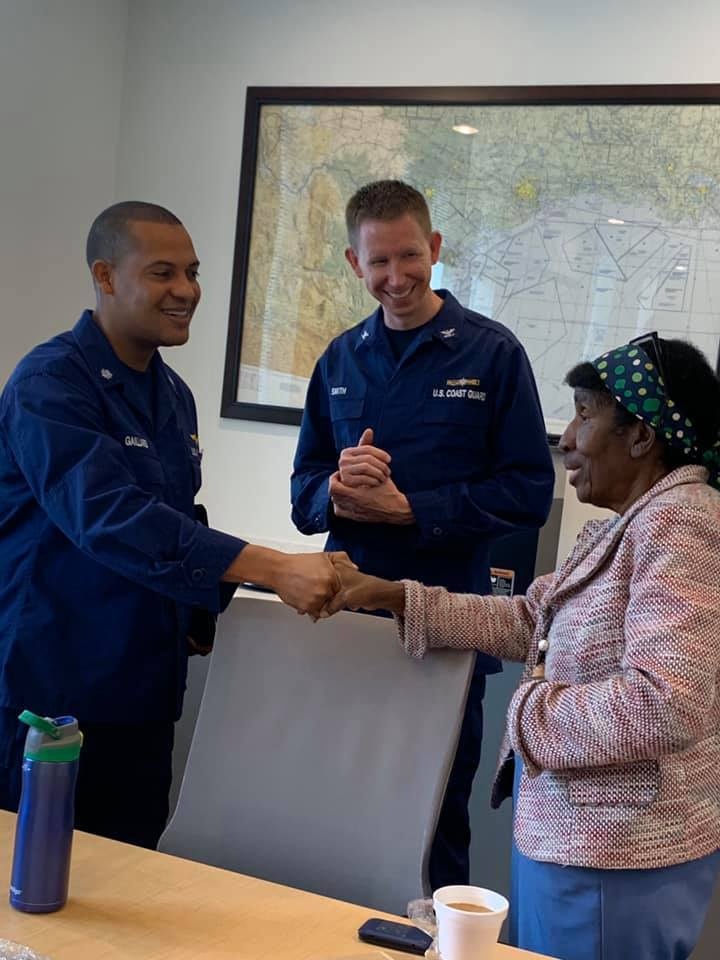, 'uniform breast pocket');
423,400,489,426
329,392,366,448
422,398,490,462
124,450,166,492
